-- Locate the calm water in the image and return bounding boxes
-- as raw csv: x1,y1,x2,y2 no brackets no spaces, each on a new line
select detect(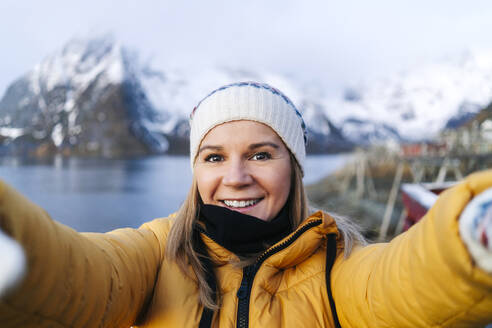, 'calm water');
0,154,350,232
